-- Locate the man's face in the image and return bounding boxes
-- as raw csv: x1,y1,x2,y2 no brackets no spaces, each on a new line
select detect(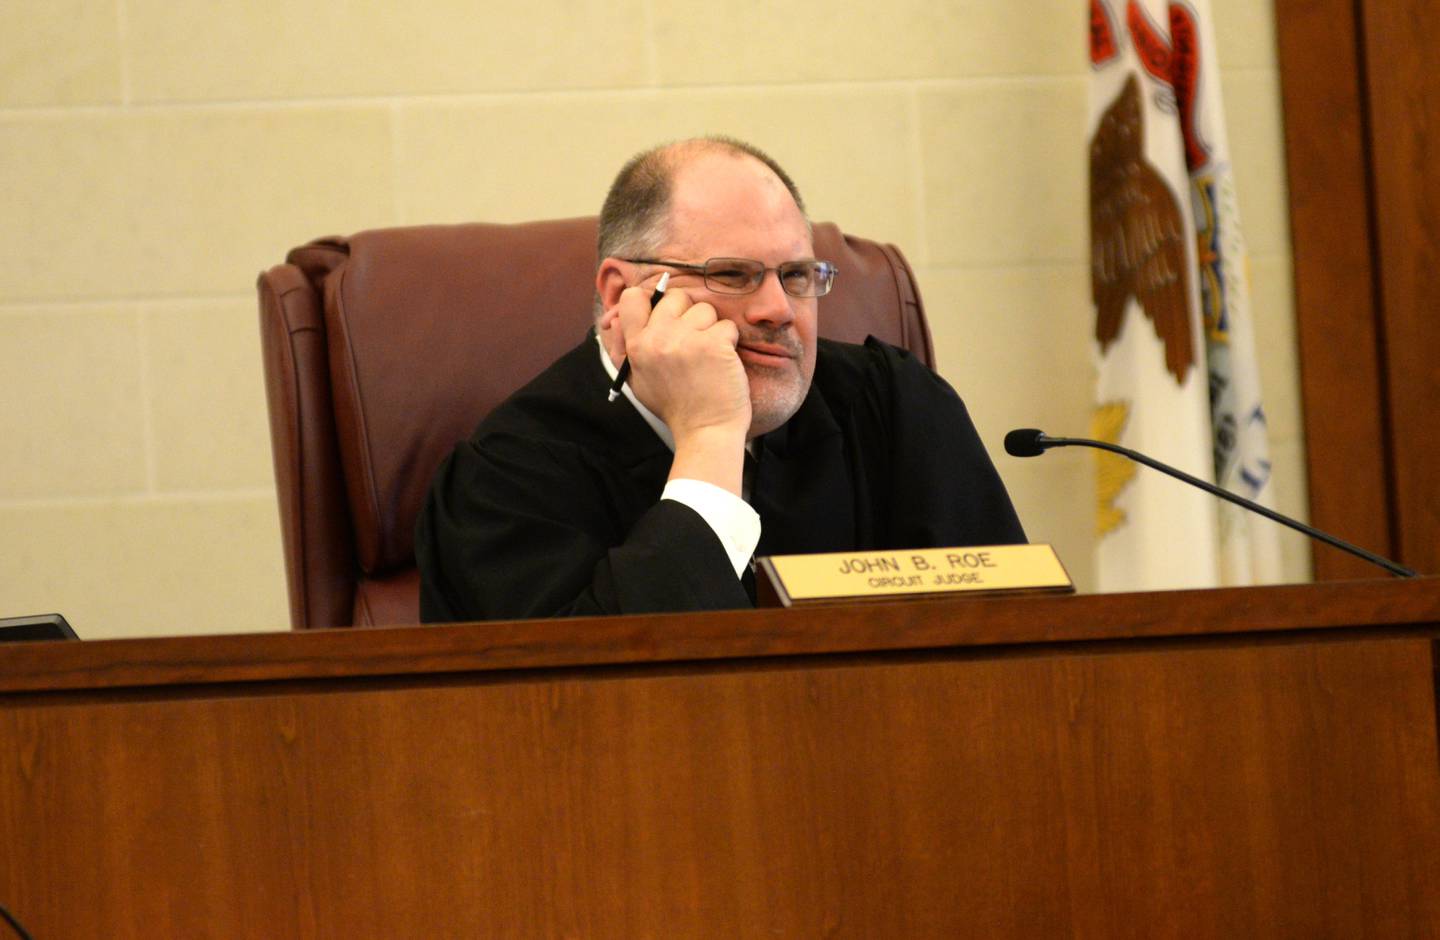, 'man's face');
647,154,819,439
